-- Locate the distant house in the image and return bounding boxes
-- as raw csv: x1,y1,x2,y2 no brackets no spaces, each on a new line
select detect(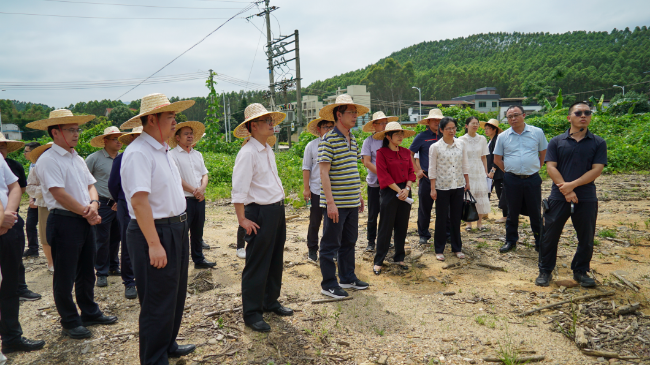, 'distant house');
498,98,542,121
408,100,473,122
452,87,501,113
1,124,22,141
